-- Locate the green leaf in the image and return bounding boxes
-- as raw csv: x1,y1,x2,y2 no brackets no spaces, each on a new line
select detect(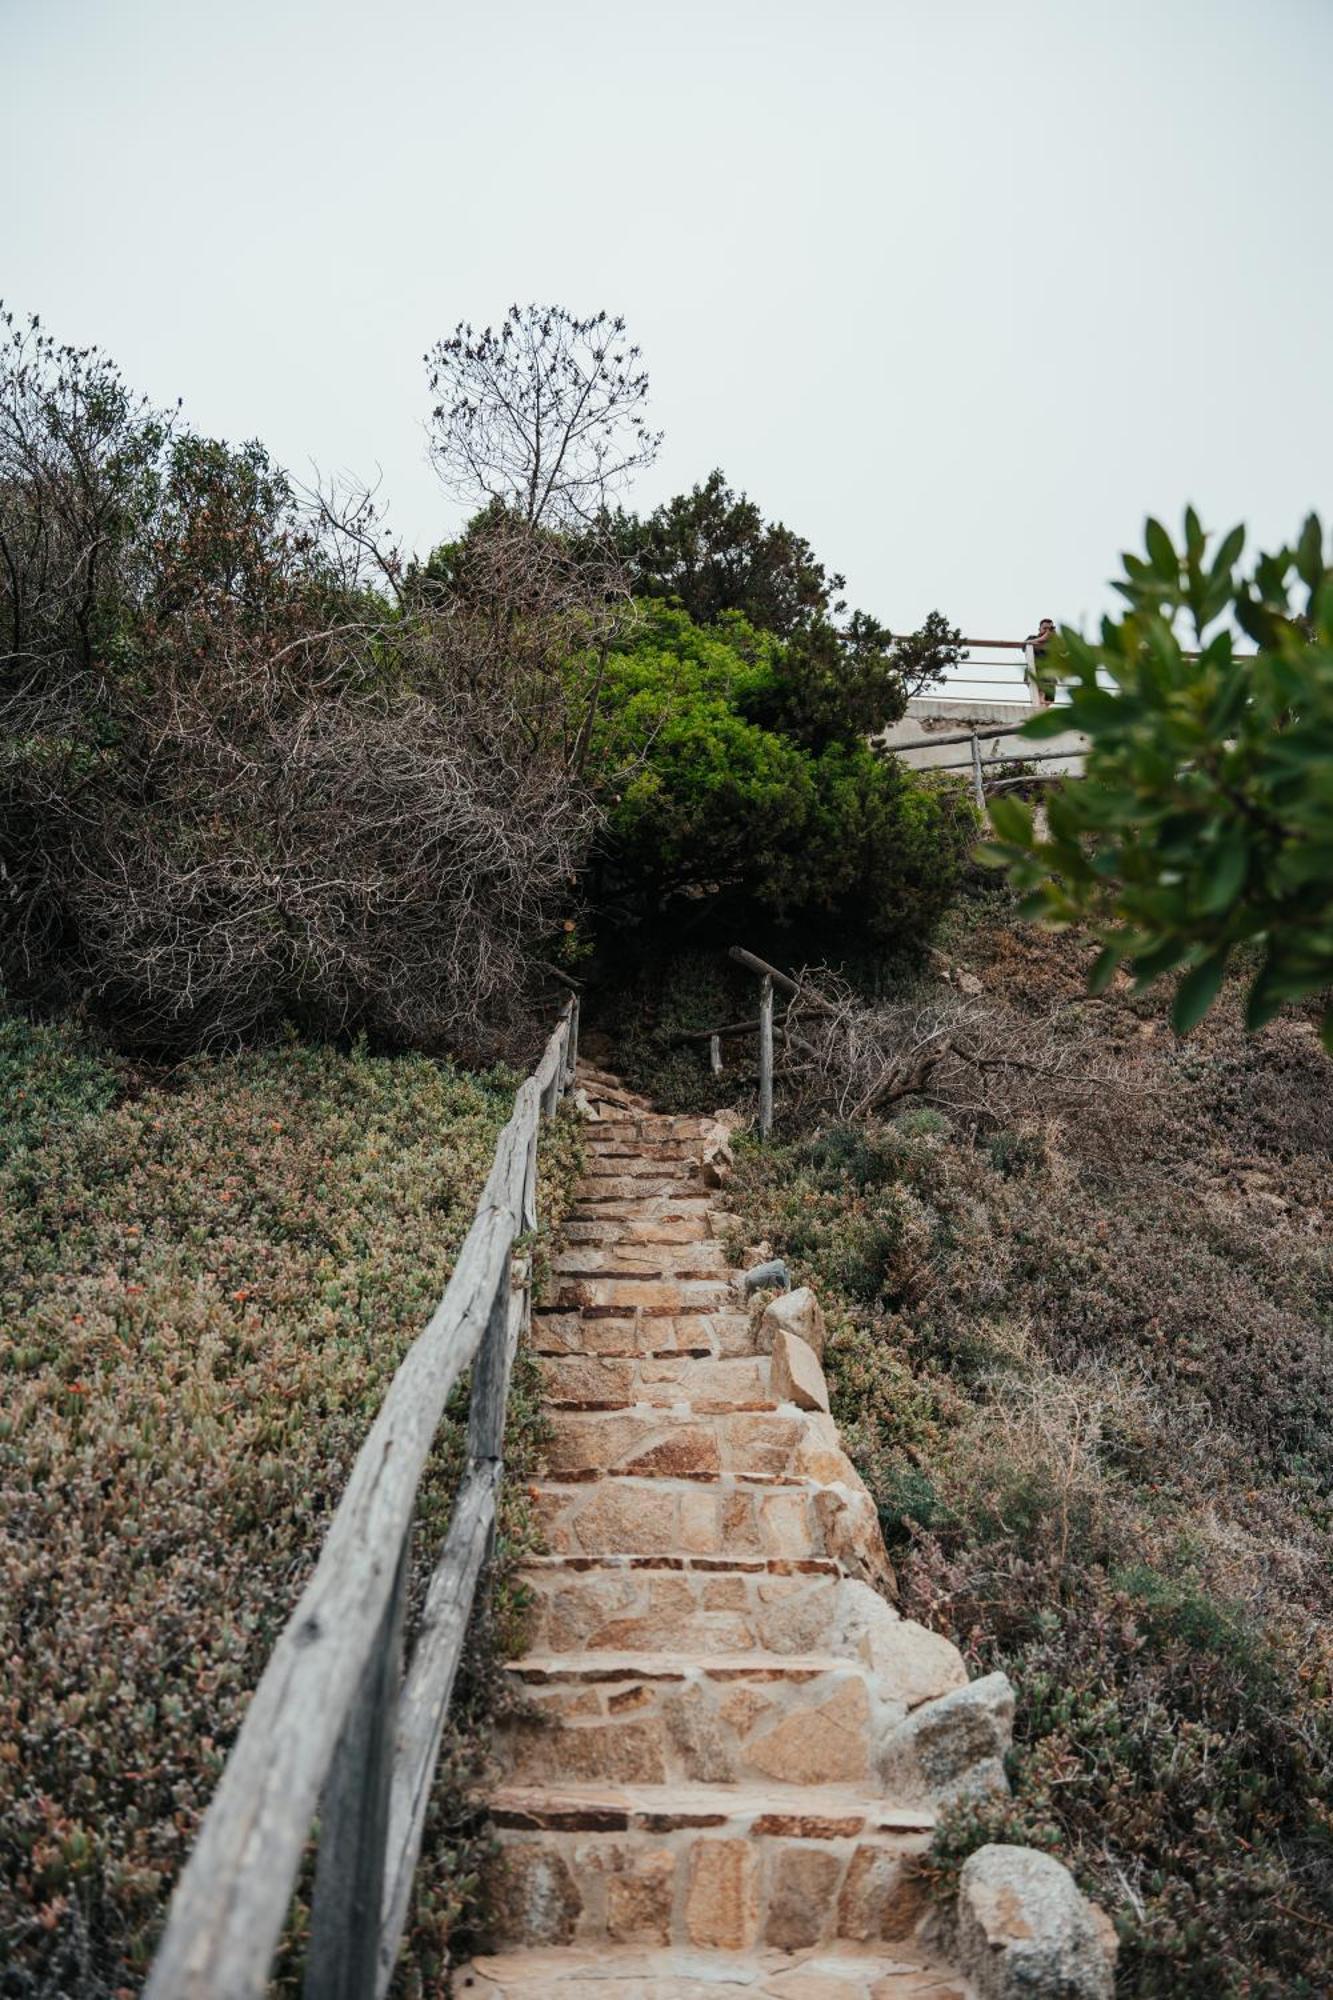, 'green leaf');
1131,937,1191,990
1296,513,1324,590
1145,517,1177,579
1209,523,1245,583
1020,705,1077,741
987,795,1034,844
1197,830,1248,914
1087,945,1122,995
1172,949,1229,1033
